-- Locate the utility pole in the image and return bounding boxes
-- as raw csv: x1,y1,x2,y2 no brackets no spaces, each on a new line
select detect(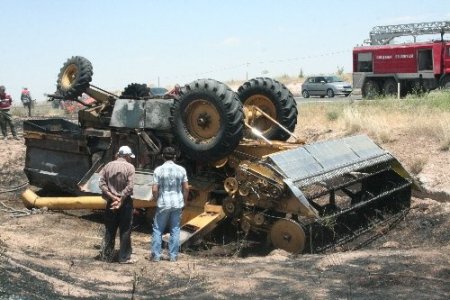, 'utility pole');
157,76,160,87
246,62,250,80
